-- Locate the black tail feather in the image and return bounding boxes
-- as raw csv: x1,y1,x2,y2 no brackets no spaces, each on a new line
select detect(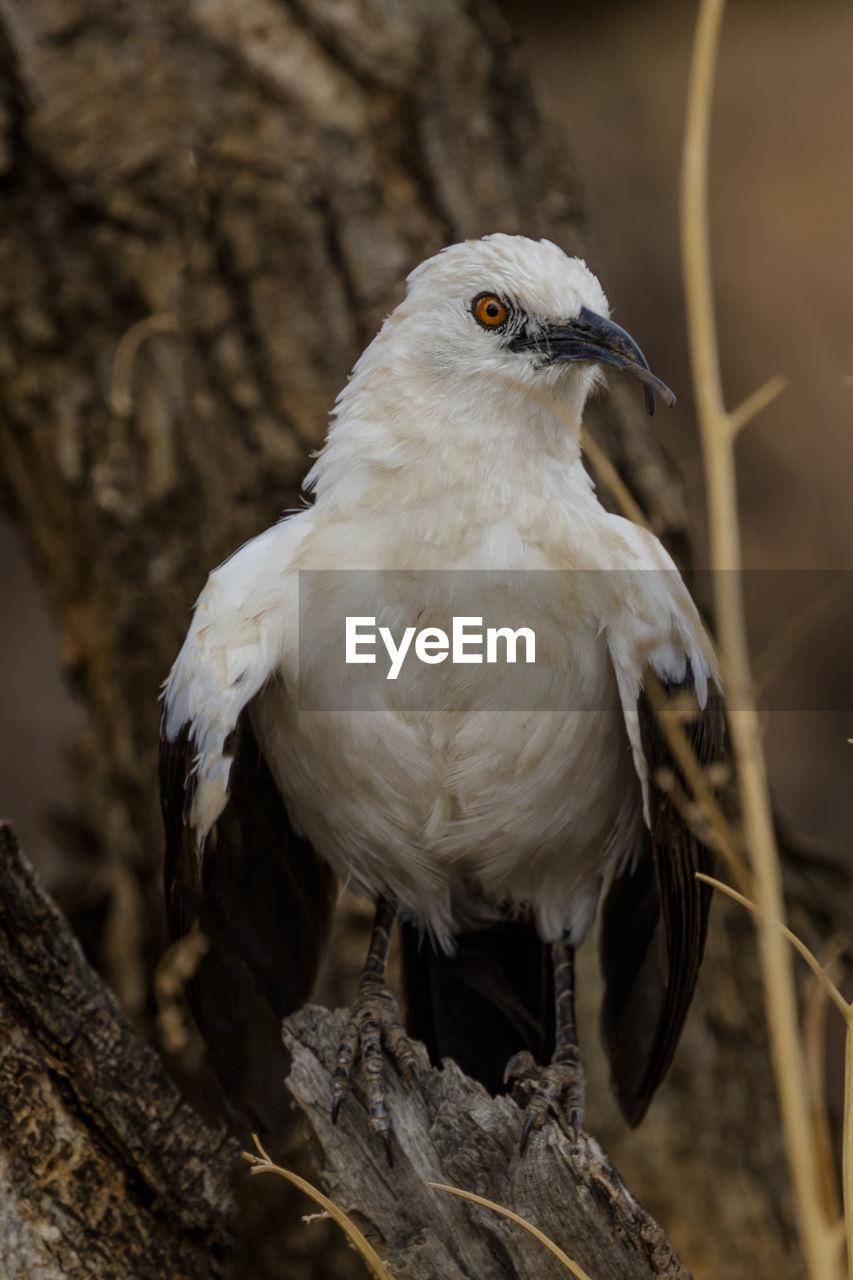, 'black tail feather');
400,919,553,1094
160,712,336,1147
